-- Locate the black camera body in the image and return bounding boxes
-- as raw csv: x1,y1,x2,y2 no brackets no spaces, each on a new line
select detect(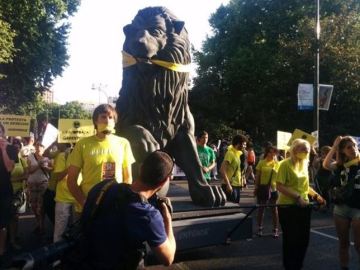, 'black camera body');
149,195,173,214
